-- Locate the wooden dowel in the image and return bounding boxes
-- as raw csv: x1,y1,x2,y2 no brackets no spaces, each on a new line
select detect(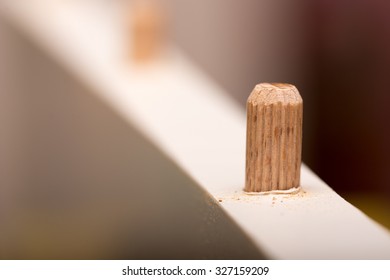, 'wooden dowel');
128,0,165,63
245,83,303,193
